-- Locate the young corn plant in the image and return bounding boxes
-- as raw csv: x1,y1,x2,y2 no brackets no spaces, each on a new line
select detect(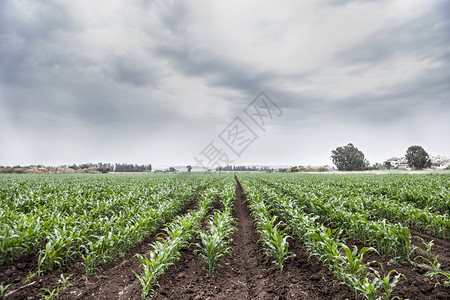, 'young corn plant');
413,236,446,285
26,271,36,283
437,271,450,288
0,283,11,297
37,228,80,274
339,245,374,285
354,266,405,300
355,273,380,300
258,216,294,273
376,267,405,300
41,274,73,300
244,188,294,273
135,248,173,299
135,221,195,298
196,209,235,274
